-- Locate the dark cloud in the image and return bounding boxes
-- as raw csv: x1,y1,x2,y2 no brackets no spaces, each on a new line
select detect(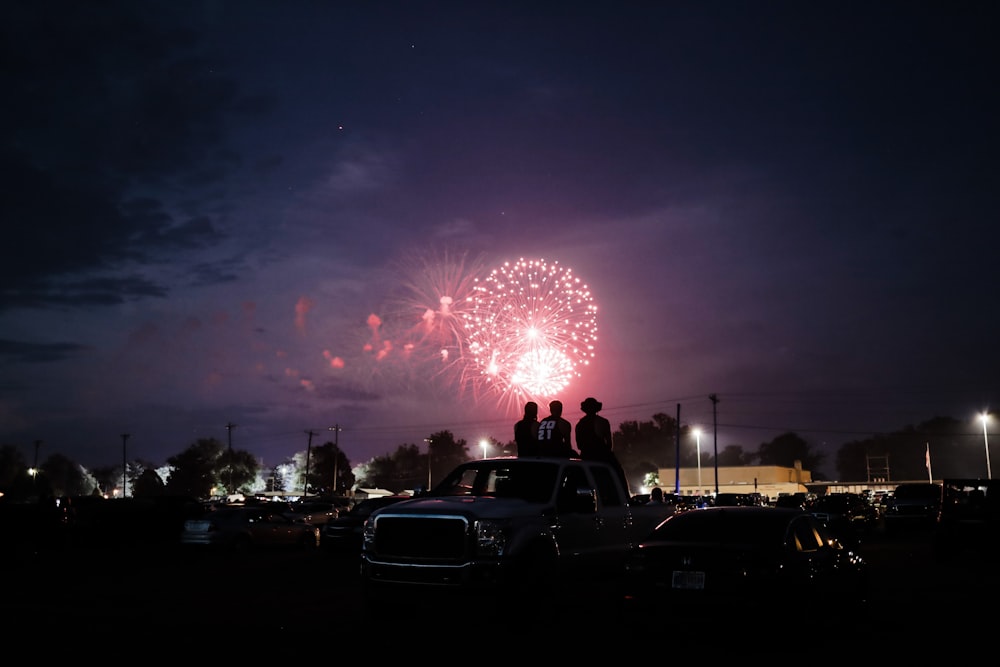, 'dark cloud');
0,338,91,363
1,1,269,309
